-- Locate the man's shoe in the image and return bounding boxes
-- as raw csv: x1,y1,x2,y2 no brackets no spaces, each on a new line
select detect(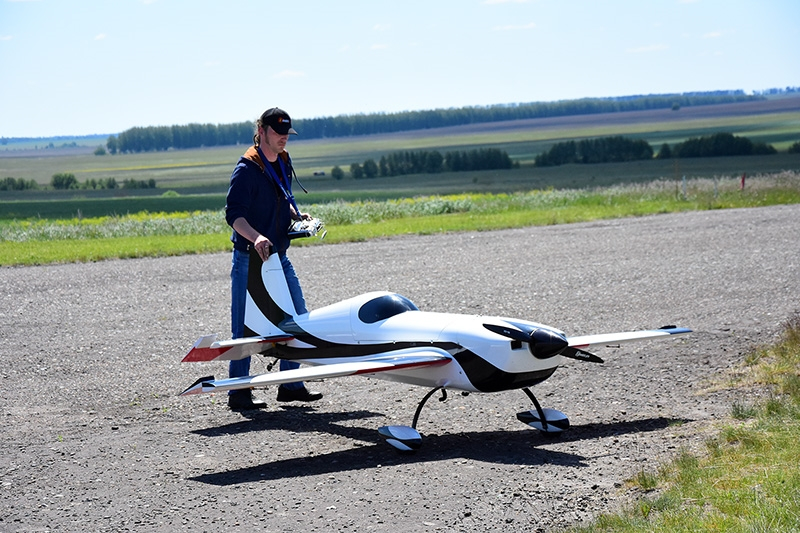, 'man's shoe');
228,391,267,411
276,385,323,403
